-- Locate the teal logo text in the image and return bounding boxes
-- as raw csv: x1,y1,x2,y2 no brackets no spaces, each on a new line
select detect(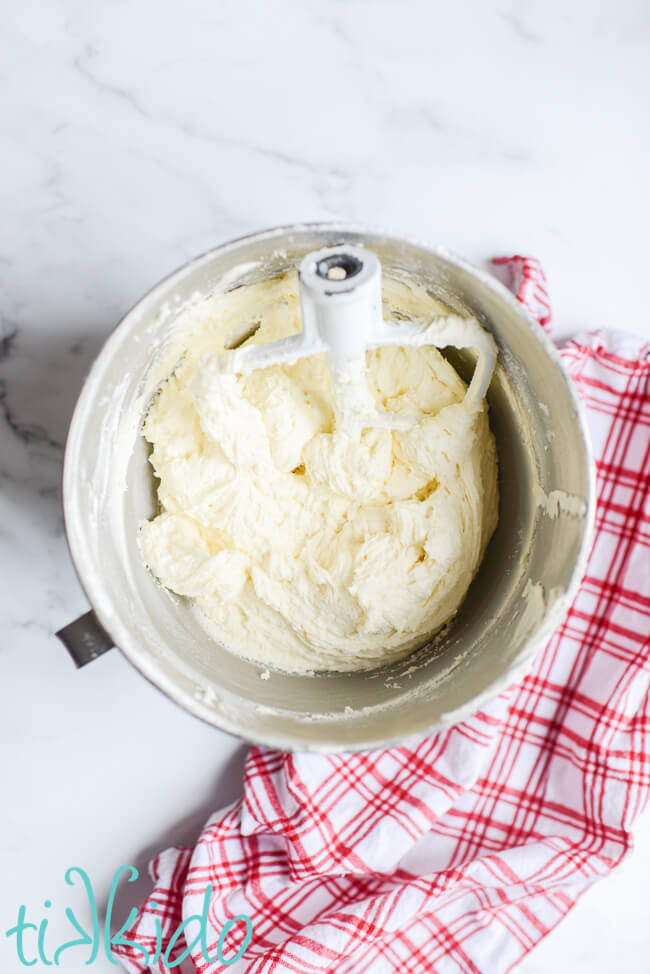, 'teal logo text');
5,866,253,967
